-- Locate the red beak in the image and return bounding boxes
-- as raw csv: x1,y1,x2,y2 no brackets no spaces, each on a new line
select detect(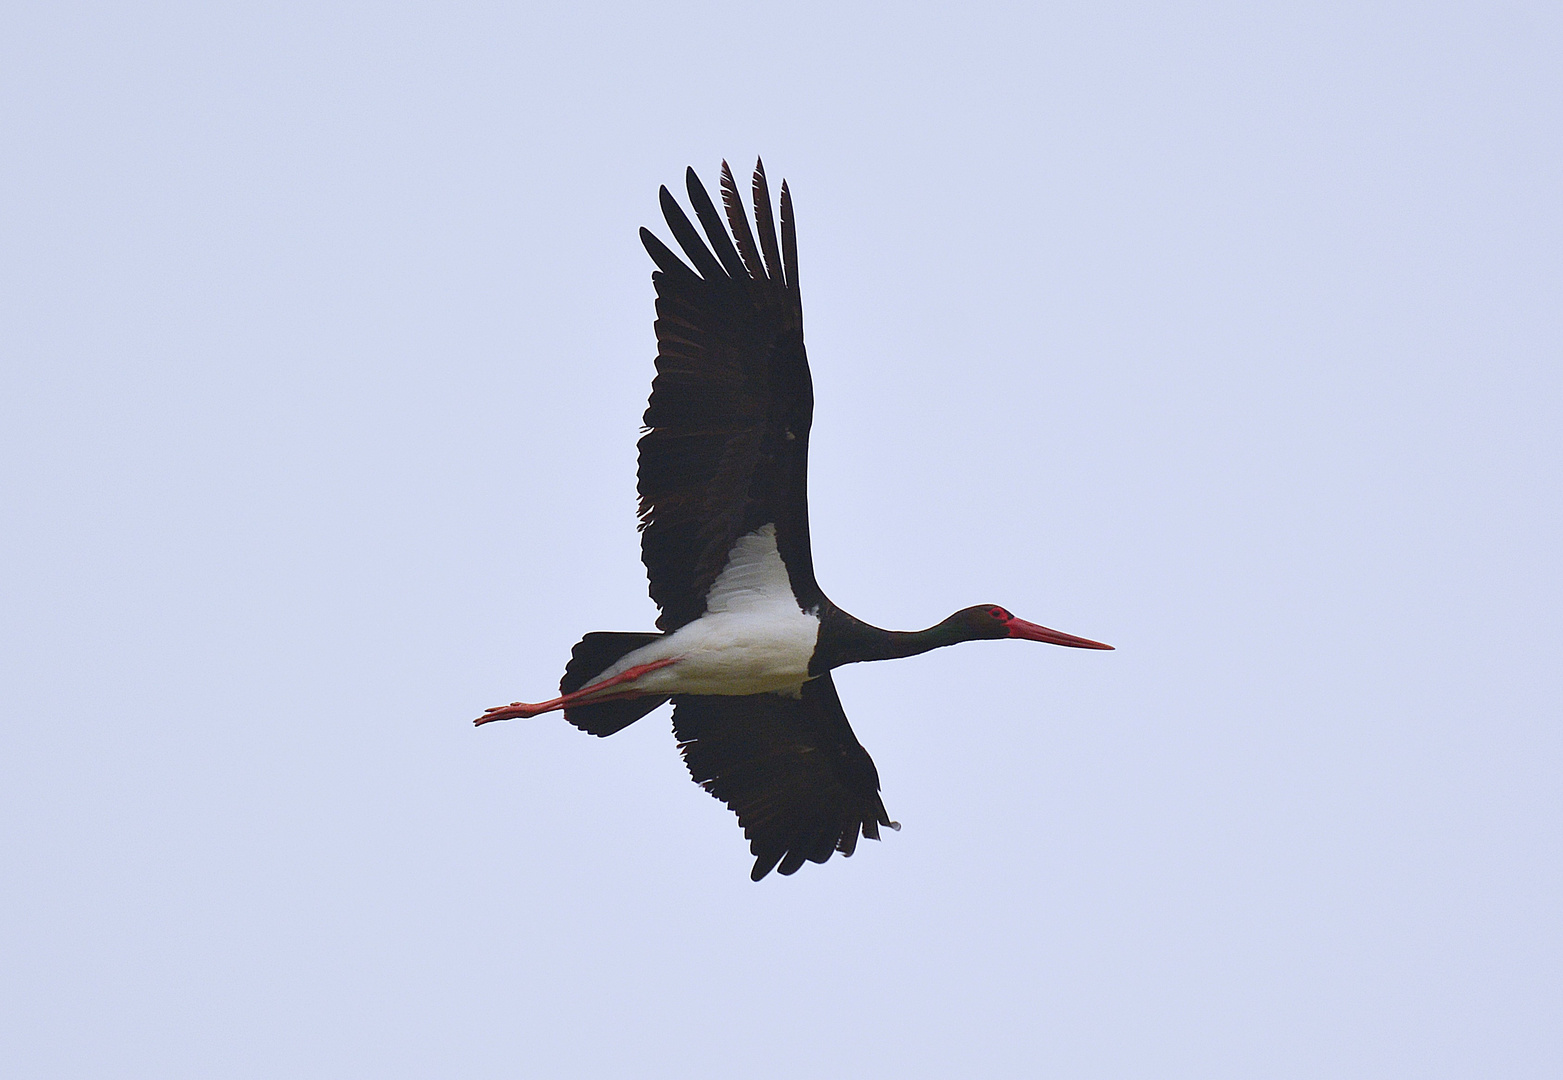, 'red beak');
1005,617,1114,650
